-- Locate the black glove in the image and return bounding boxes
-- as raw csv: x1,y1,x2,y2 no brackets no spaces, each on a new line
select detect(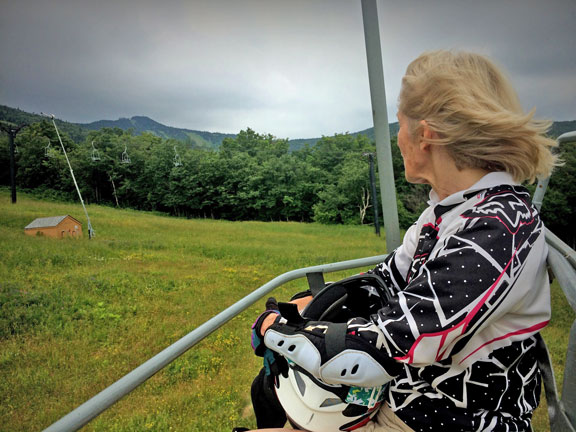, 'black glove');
250,297,288,377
